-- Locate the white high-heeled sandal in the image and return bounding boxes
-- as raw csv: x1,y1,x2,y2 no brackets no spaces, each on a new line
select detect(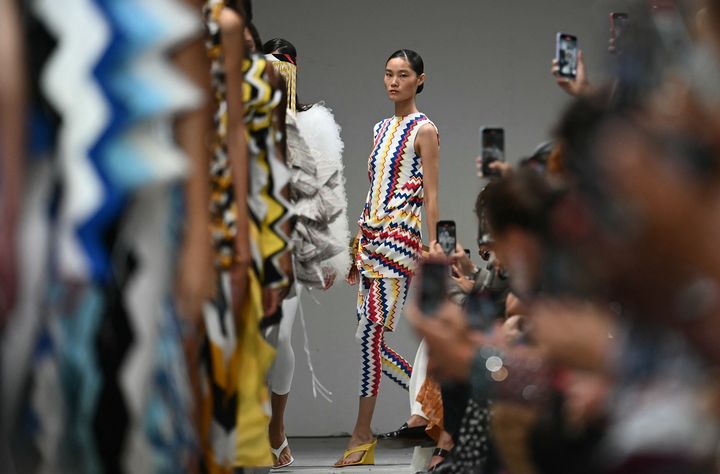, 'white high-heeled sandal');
271,438,295,469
